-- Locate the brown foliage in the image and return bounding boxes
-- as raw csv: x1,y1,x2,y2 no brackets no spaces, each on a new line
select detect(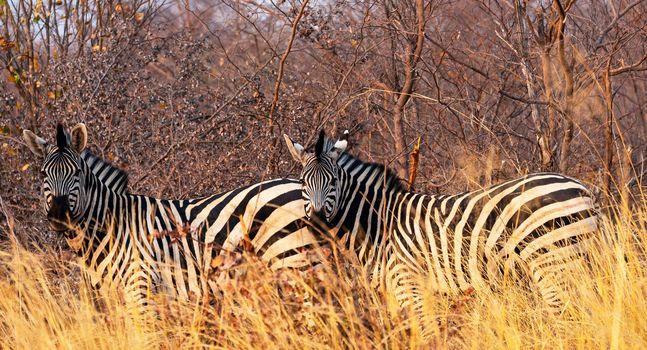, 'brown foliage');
1,0,646,242
0,3,646,348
